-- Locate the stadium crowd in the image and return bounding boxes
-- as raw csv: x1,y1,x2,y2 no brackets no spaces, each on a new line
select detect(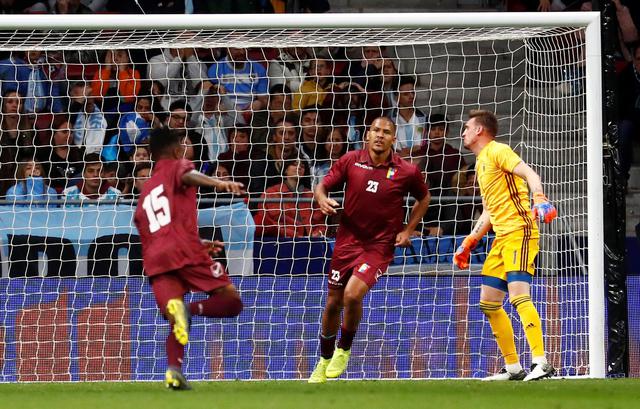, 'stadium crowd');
0,0,638,241
0,38,477,239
